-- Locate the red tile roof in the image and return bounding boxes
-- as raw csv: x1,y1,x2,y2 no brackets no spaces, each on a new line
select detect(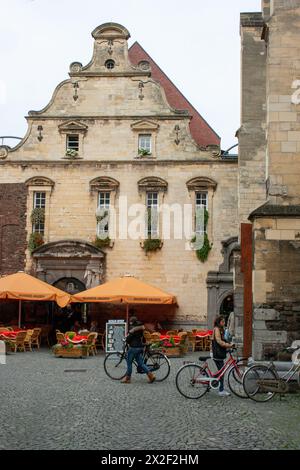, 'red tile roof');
129,41,220,147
